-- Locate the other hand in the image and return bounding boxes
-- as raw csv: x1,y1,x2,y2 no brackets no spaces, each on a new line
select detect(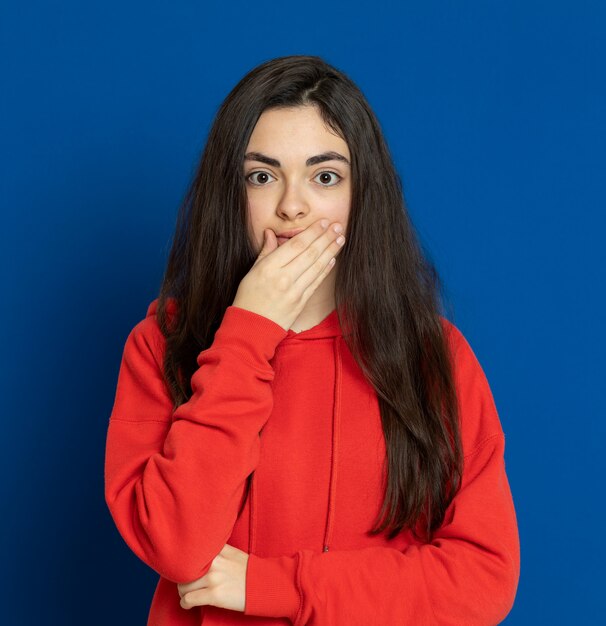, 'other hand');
177,543,249,613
